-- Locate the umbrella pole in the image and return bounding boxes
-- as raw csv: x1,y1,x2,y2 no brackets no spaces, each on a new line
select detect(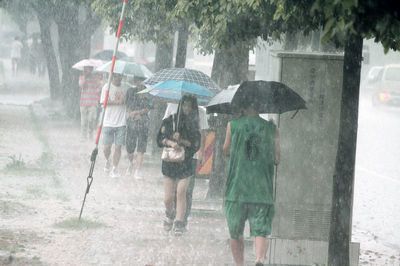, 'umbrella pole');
78,0,129,220
273,114,281,202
